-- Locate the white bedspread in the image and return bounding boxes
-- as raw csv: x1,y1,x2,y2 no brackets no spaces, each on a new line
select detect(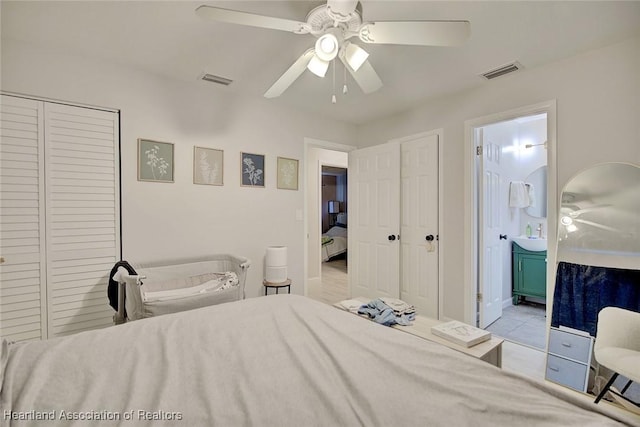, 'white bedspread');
0,295,635,426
